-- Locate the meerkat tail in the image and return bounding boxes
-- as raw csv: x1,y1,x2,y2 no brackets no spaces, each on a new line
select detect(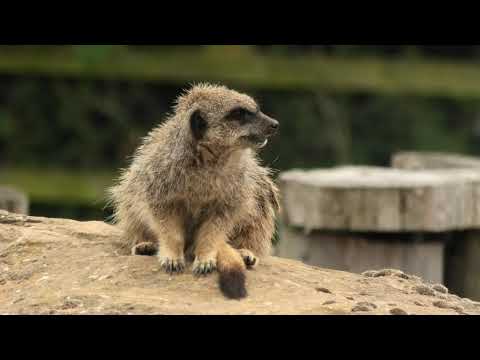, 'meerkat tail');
217,242,248,300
